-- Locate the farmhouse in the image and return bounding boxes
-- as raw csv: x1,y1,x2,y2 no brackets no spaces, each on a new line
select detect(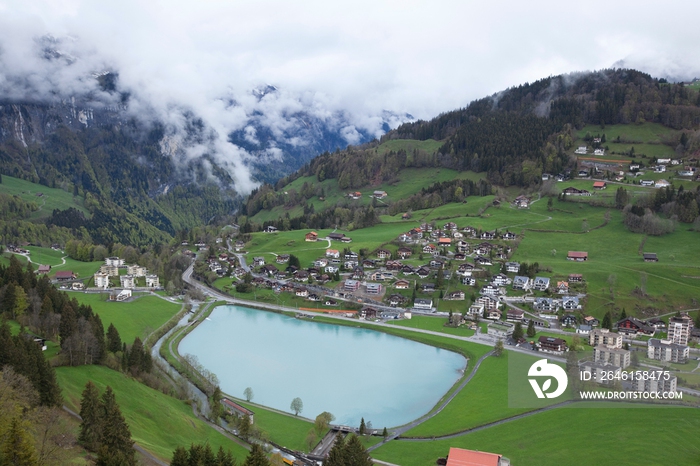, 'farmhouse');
538,336,567,353
328,233,346,241
568,273,583,282
643,253,658,262
264,226,278,233
593,181,607,189
221,399,254,423
513,195,530,208
563,187,592,196
37,264,51,274
326,249,340,258
373,190,387,198
55,271,77,281
616,317,655,336
506,308,524,322
305,231,318,242
376,249,391,259
567,251,588,261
